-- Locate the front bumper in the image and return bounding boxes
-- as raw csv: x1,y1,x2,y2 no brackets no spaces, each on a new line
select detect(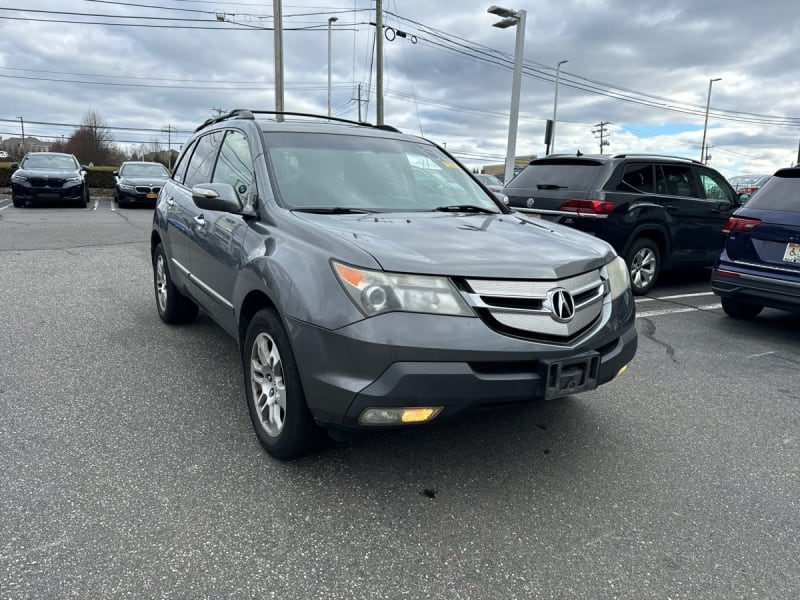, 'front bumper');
12,181,85,202
285,294,637,429
117,187,159,204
